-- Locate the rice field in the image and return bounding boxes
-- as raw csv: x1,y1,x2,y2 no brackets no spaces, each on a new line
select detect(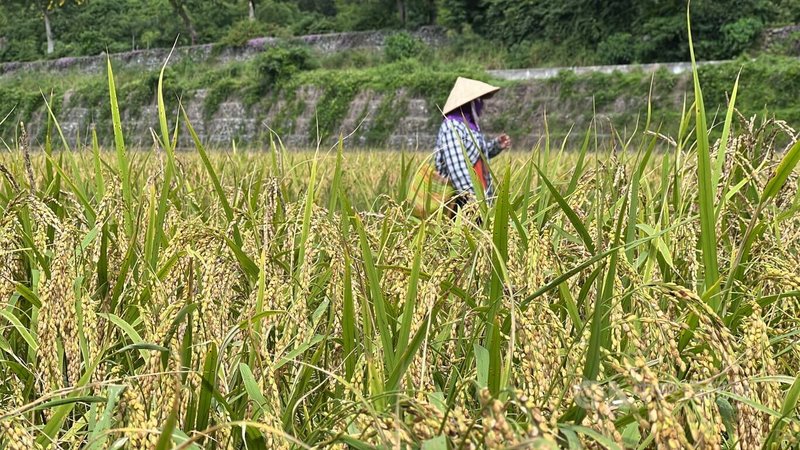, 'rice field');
2,52,800,450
